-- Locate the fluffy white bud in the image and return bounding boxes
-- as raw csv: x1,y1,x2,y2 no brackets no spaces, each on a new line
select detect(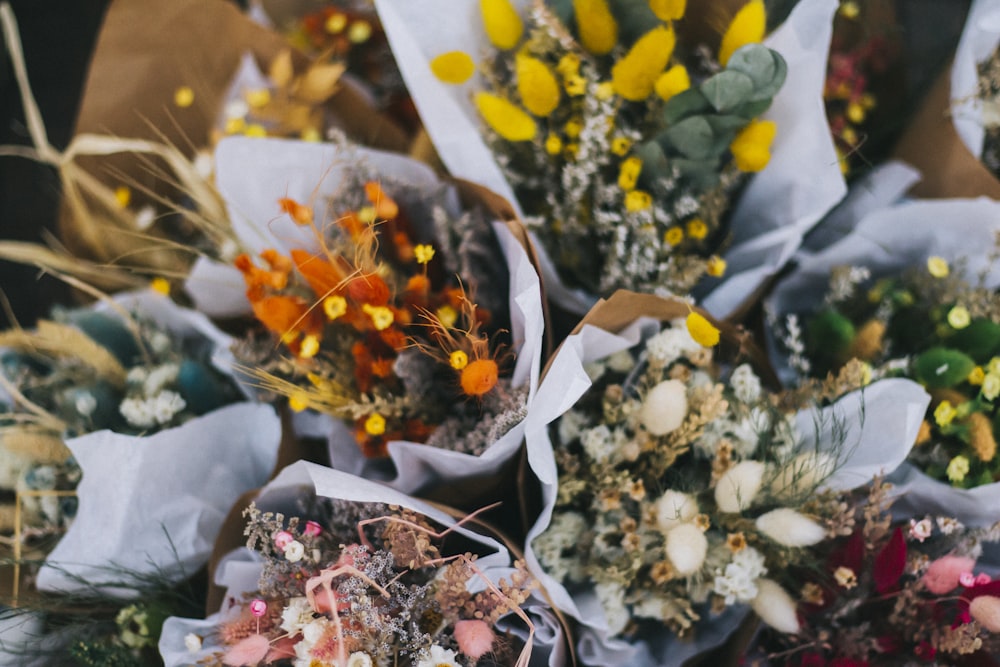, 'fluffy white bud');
640,380,687,436
755,508,827,547
665,523,708,575
970,596,1000,632
751,578,799,633
655,490,698,532
715,460,765,513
